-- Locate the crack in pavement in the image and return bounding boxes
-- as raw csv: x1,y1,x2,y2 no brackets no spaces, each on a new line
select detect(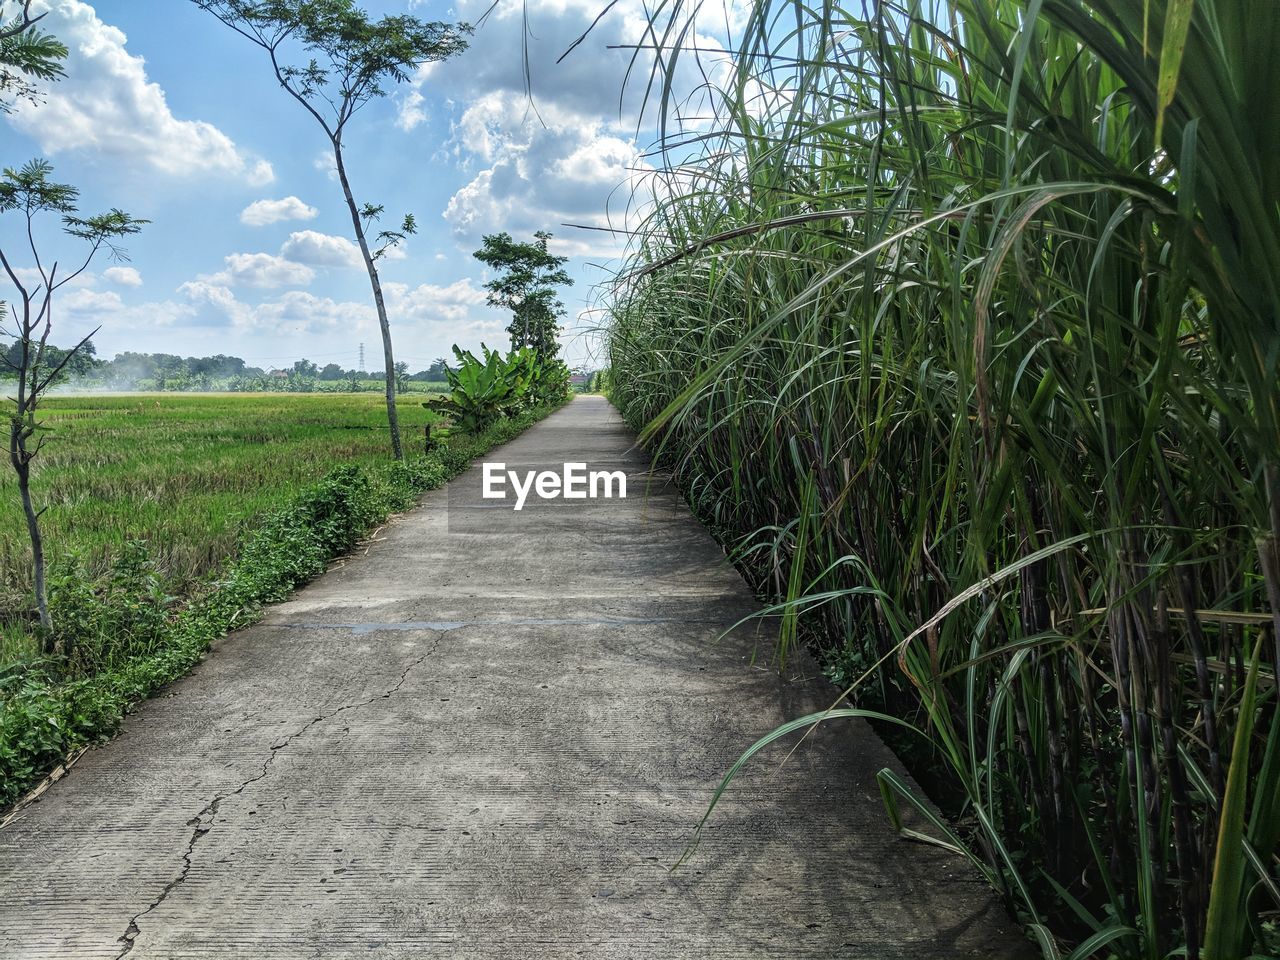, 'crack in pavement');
112,636,442,959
